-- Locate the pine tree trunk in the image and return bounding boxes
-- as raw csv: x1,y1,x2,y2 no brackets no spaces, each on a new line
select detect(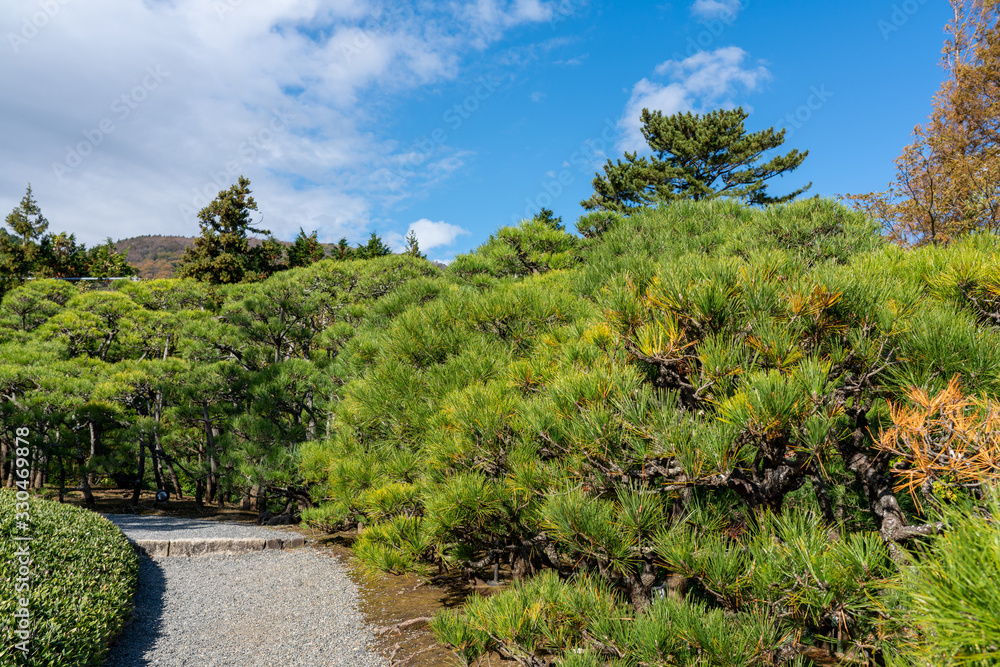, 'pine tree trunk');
626,561,657,611
161,450,183,499
202,404,217,503
152,390,165,492
305,391,317,441
80,427,94,506
33,453,44,490
150,441,164,491
1,436,8,487
58,455,65,503
195,445,204,506
88,421,103,485
208,454,218,504
131,434,145,506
